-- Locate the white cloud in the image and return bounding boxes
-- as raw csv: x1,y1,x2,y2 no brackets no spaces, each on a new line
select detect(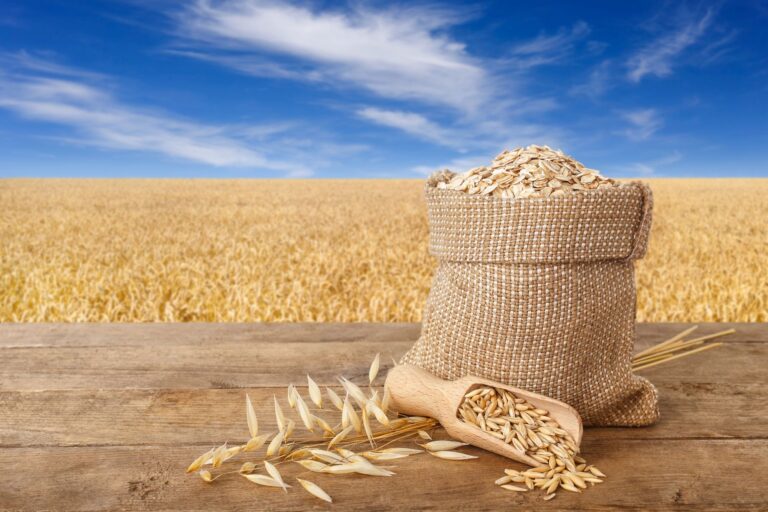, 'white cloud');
621,108,663,140
623,151,682,176
1,50,107,81
627,9,714,82
0,56,342,175
164,48,326,82
0,82,295,170
699,29,739,65
506,21,590,69
175,0,488,113
166,2,584,153
627,162,655,176
358,105,563,157
357,107,457,147
570,59,614,98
